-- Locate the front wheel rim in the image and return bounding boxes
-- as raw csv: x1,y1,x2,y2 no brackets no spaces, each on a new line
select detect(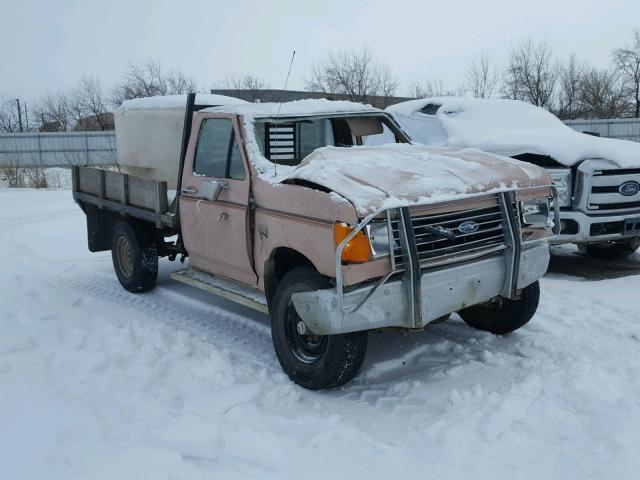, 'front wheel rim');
285,302,327,364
